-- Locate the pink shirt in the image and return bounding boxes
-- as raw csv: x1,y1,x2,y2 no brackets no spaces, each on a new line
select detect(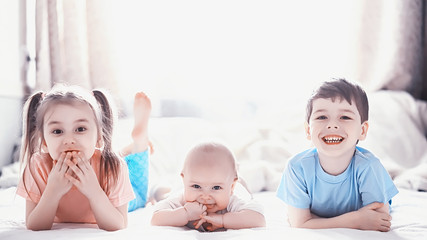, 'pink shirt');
16,151,135,223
